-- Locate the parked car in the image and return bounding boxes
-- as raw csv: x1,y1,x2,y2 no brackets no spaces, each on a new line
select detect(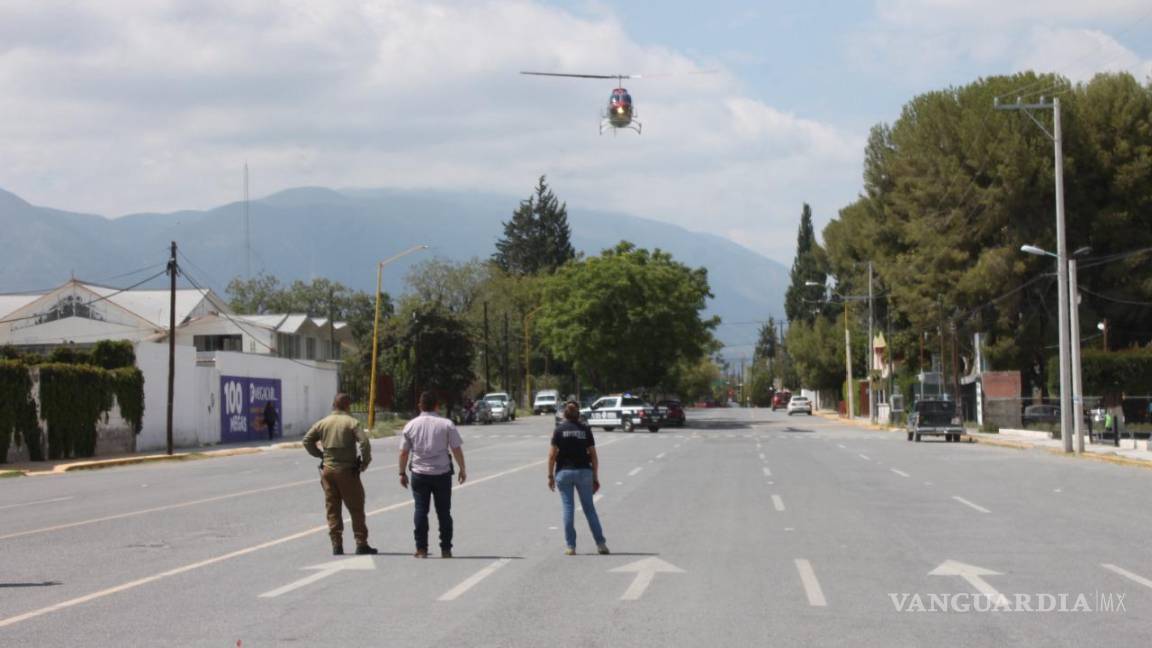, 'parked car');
771,391,792,411
472,399,495,425
533,389,560,415
786,396,812,415
907,399,963,442
482,392,515,421
1023,404,1061,427
657,400,686,427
